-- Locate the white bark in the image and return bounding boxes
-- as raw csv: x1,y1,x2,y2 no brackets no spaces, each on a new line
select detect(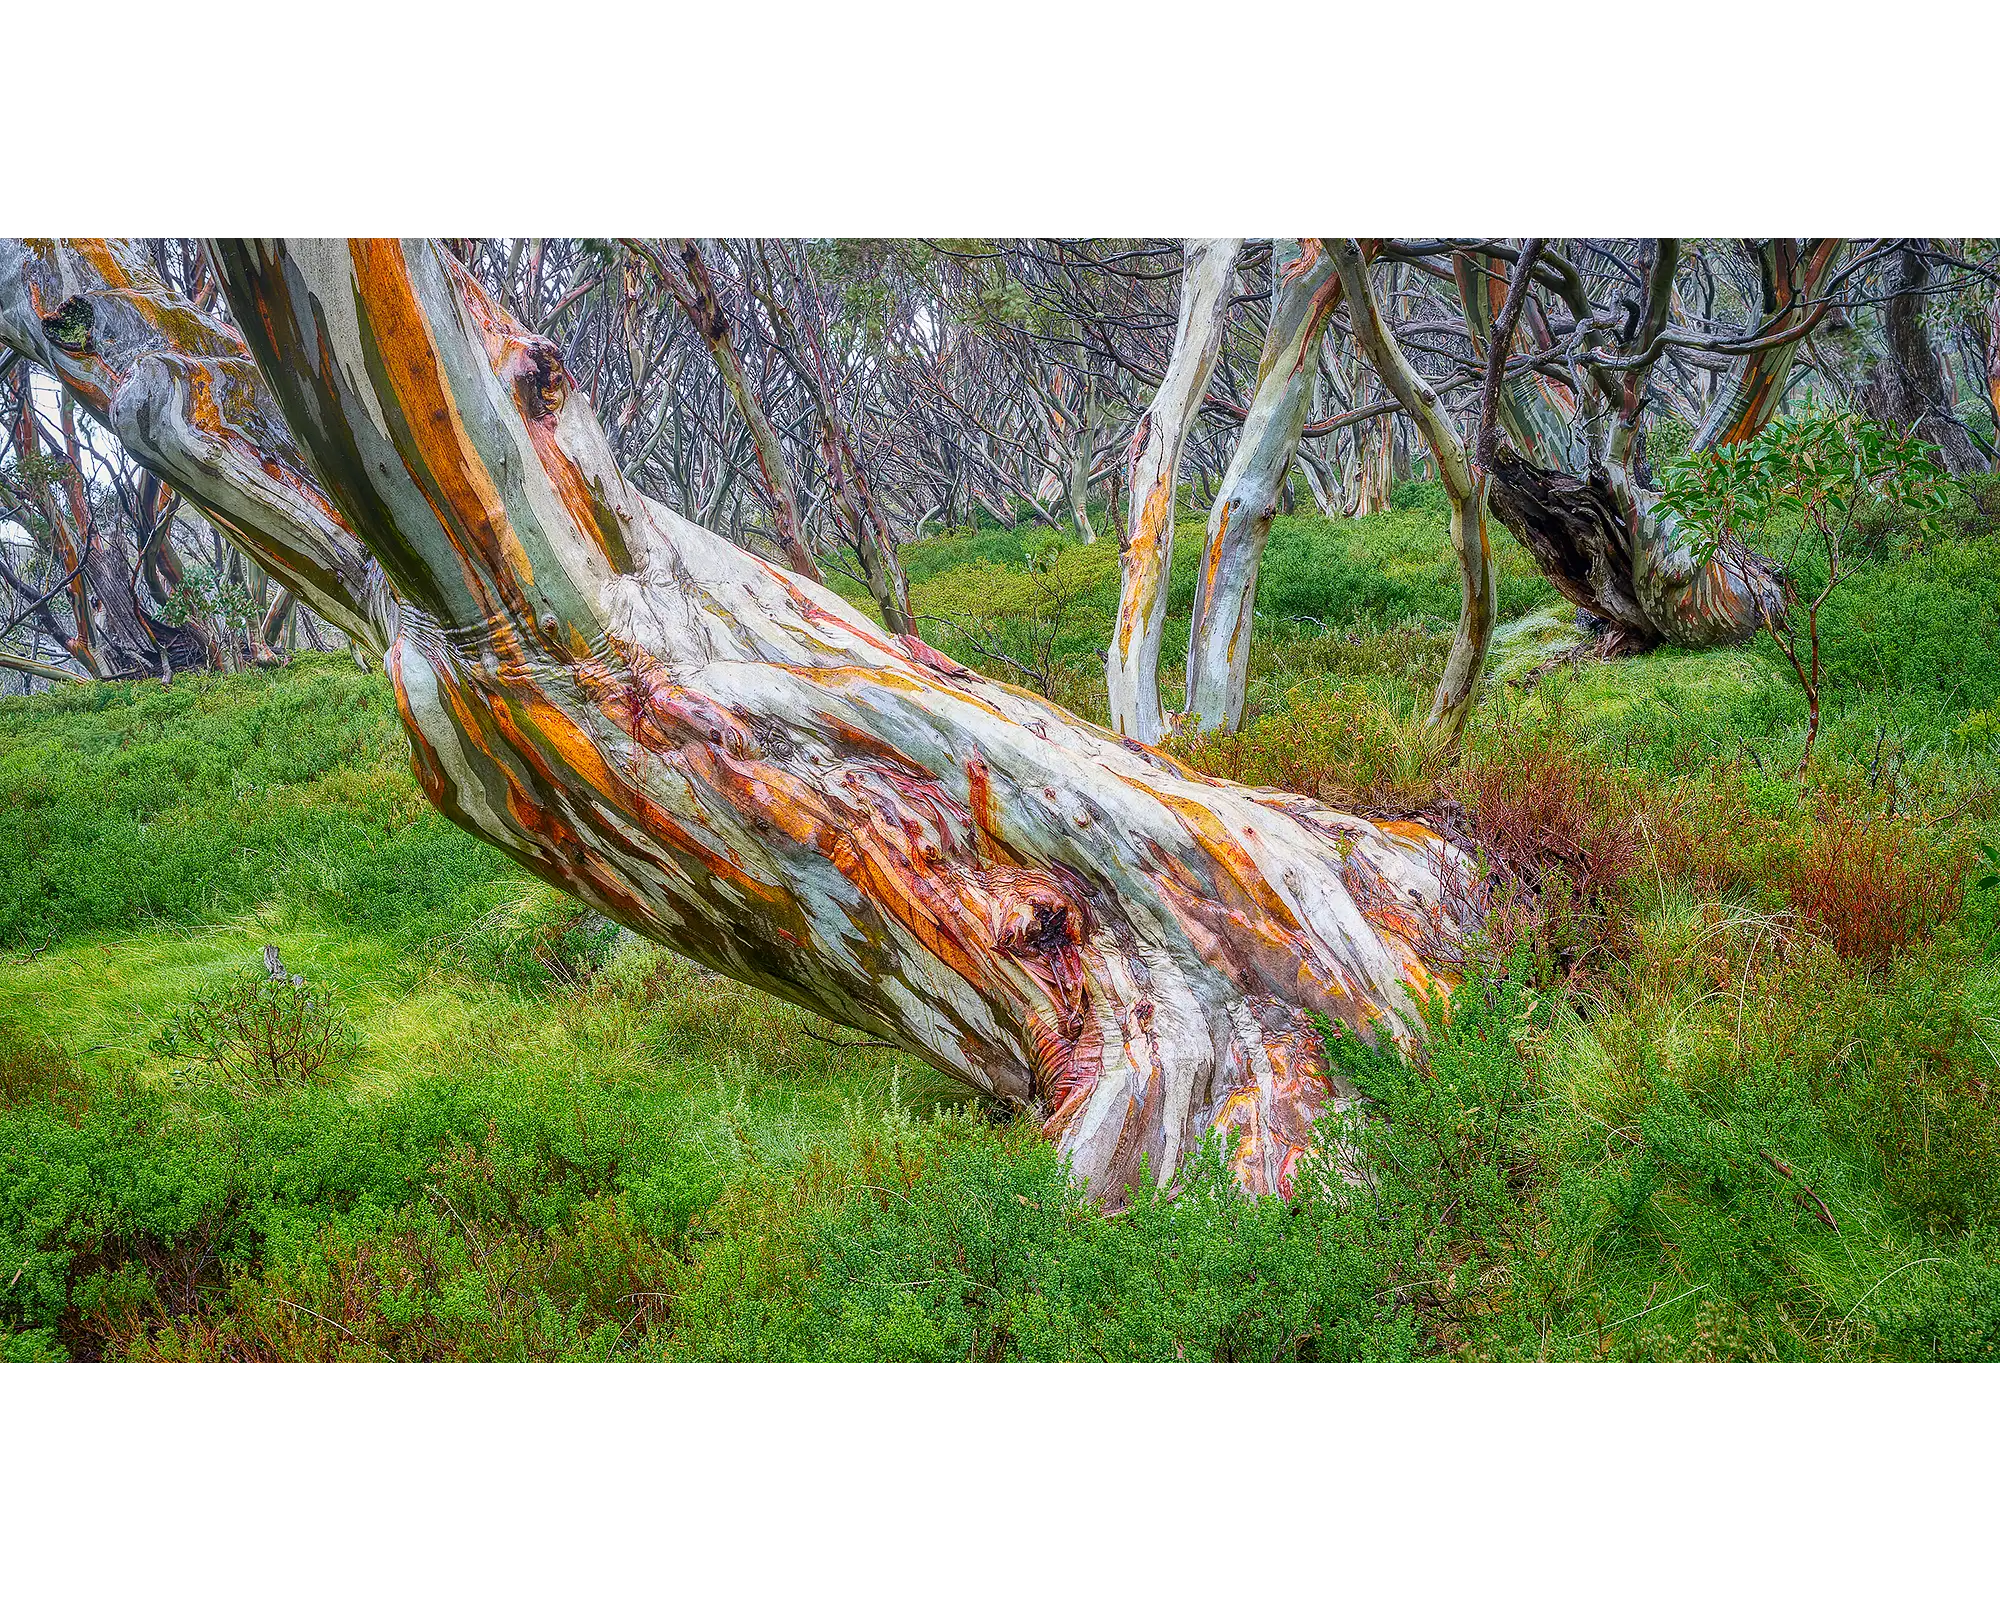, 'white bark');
1105,239,1242,744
